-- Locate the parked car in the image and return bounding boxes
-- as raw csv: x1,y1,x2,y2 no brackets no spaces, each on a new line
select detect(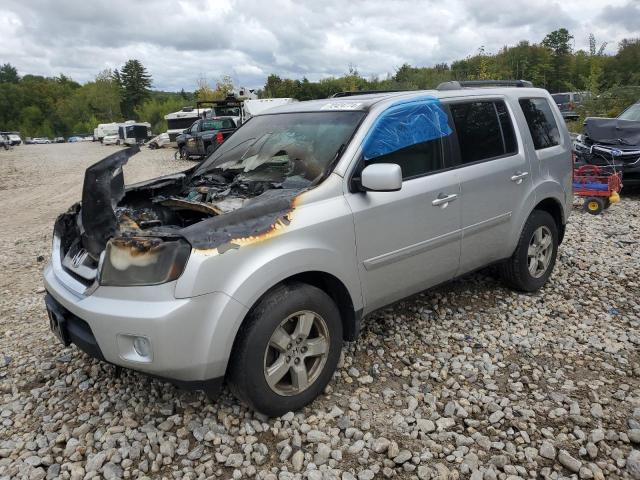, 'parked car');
102,134,121,146
573,100,640,185
175,117,237,159
32,137,51,144
44,82,572,416
54,137,66,143
0,134,10,150
551,92,588,120
6,133,22,145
